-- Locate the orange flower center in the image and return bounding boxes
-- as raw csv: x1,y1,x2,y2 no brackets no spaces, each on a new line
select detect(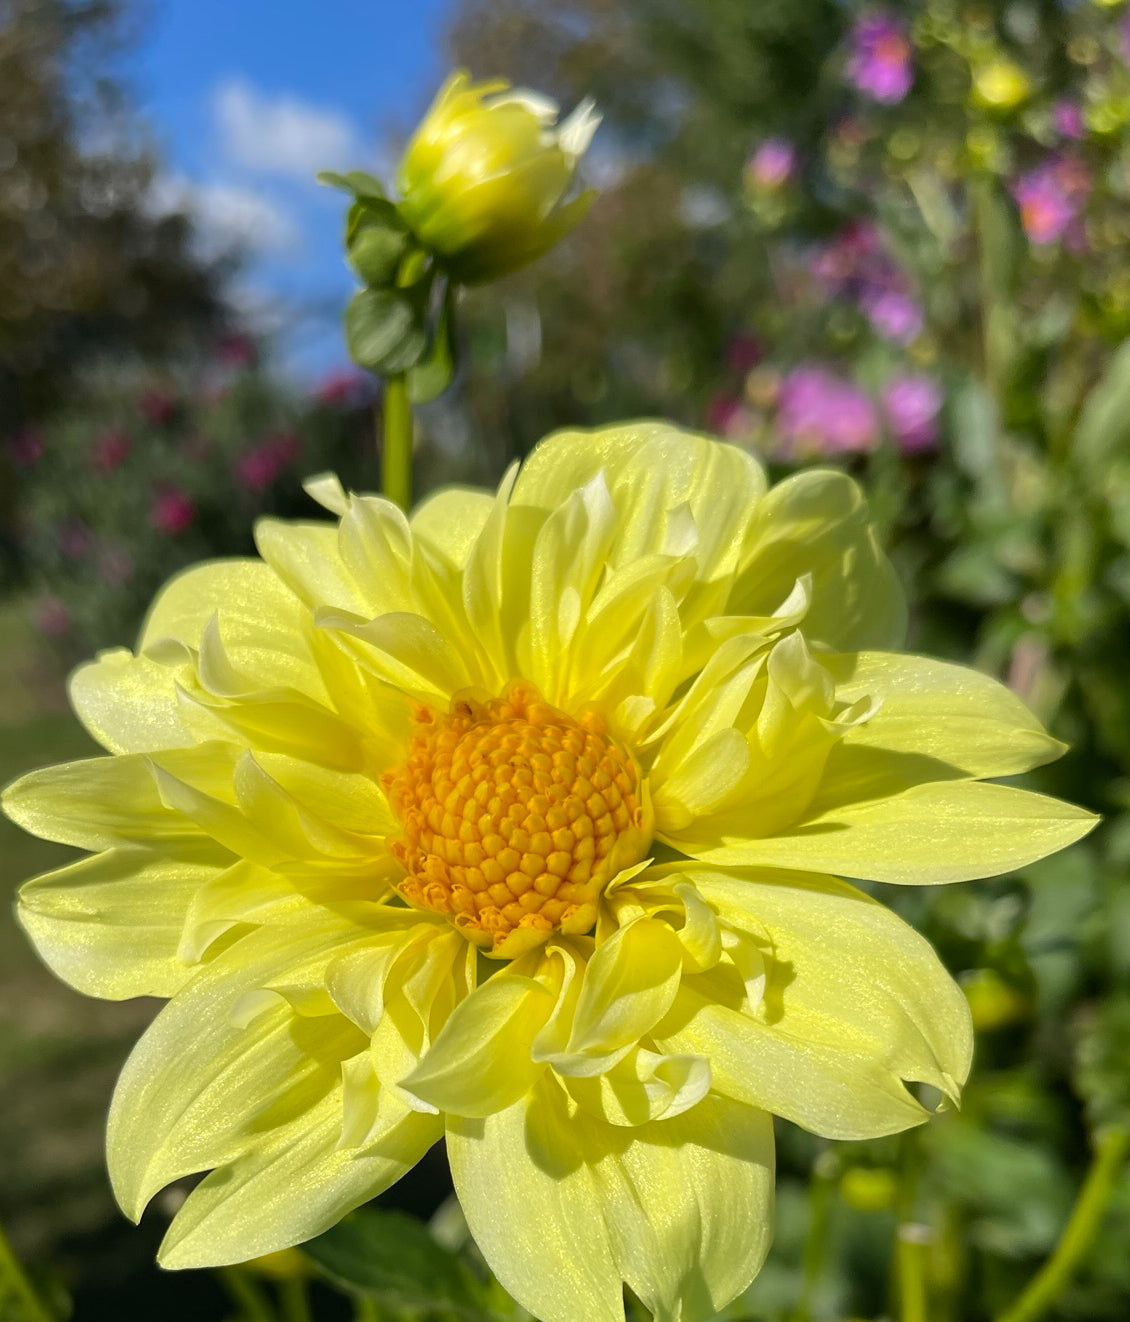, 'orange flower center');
381,683,651,958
